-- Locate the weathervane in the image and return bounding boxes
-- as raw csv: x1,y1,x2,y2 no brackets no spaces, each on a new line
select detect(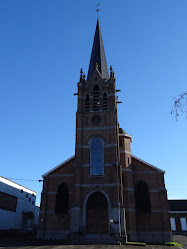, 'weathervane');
96,3,101,18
